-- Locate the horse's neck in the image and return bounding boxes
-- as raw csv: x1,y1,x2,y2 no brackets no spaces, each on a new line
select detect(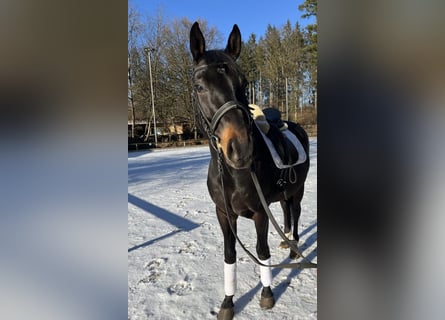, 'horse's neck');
252,124,271,162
